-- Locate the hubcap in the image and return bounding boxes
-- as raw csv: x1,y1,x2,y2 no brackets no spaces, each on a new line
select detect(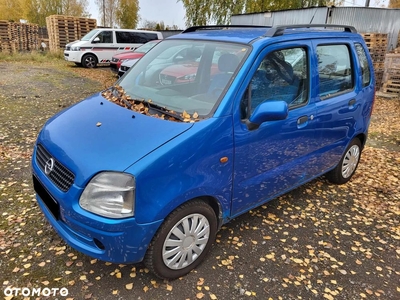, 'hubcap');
341,145,360,178
85,57,95,68
162,213,210,270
